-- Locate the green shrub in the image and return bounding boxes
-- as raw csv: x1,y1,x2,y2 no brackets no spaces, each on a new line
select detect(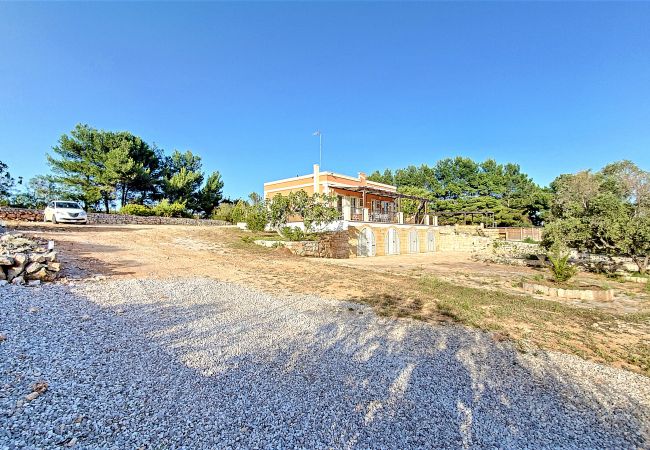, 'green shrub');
548,247,578,282
280,226,319,241
230,200,249,224
245,205,268,232
211,203,234,222
522,237,540,244
119,203,156,216
153,199,189,218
